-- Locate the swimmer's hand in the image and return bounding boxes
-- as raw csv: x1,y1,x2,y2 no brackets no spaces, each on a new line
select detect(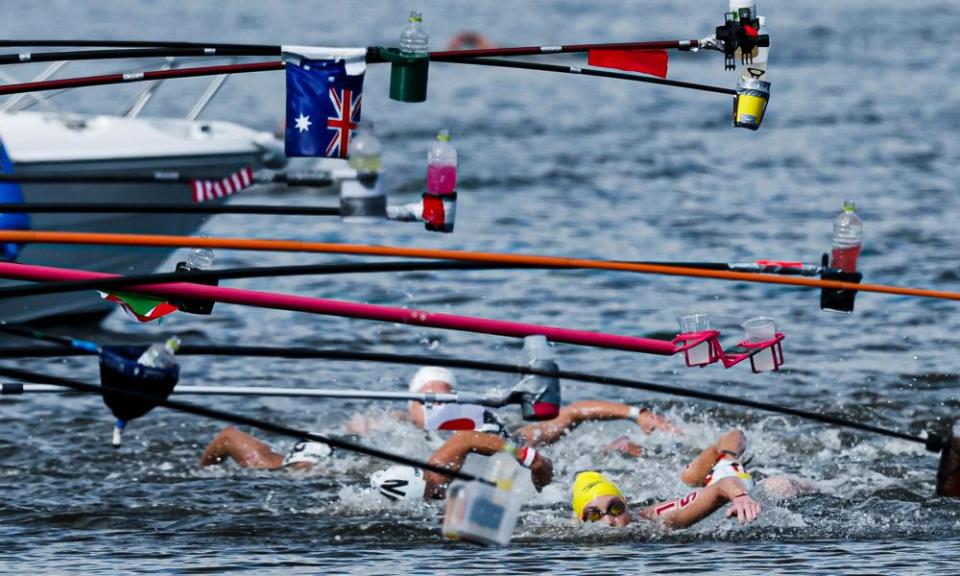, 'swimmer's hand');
636,409,682,436
725,493,761,524
530,455,554,492
603,435,646,457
